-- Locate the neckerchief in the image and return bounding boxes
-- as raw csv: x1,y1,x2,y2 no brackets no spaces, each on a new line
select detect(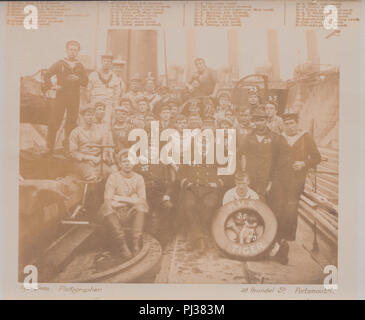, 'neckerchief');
97,71,113,88
282,131,306,147
61,59,80,73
